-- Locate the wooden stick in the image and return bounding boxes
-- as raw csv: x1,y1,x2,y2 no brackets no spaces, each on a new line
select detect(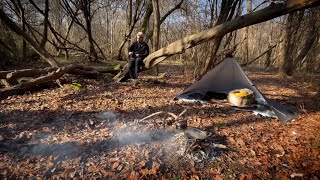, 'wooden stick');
139,111,164,122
